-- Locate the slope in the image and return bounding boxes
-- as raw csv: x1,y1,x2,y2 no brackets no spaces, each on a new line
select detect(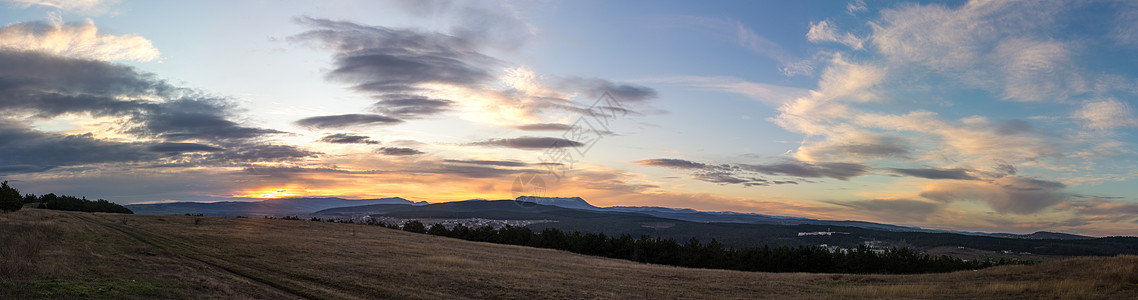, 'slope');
1,208,1136,299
